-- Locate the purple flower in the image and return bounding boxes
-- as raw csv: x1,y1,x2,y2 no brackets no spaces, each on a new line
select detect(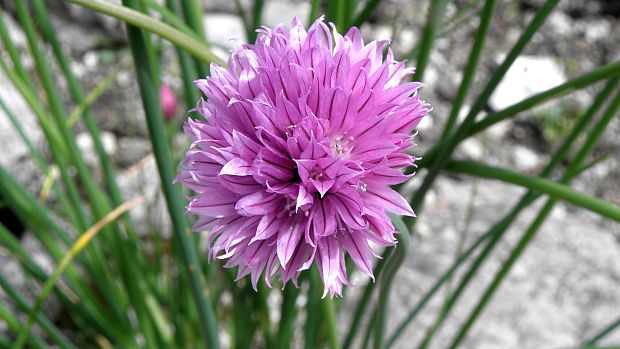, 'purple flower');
160,83,178,121
177,17,429,297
